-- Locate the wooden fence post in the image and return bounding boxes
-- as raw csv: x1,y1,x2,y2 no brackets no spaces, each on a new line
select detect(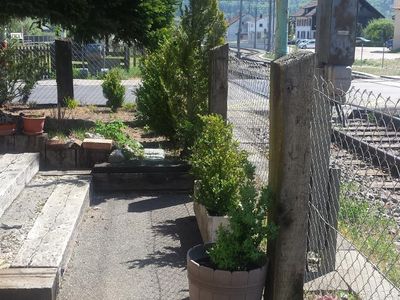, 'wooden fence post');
265,51,315,300
55,39,74,108
208,43,229,120
124,46,130,71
